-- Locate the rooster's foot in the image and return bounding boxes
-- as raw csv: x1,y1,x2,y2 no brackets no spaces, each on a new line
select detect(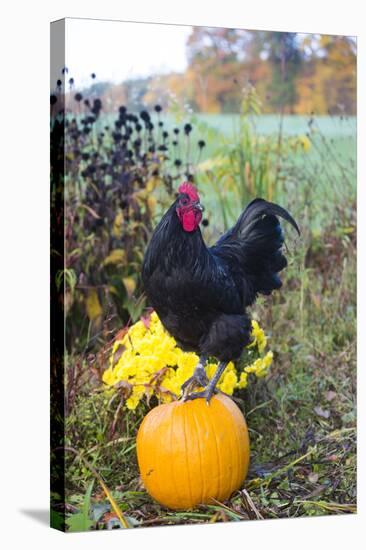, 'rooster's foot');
183,360,227,405
181,368,209,393
180,361,209,397
183,386,217,405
